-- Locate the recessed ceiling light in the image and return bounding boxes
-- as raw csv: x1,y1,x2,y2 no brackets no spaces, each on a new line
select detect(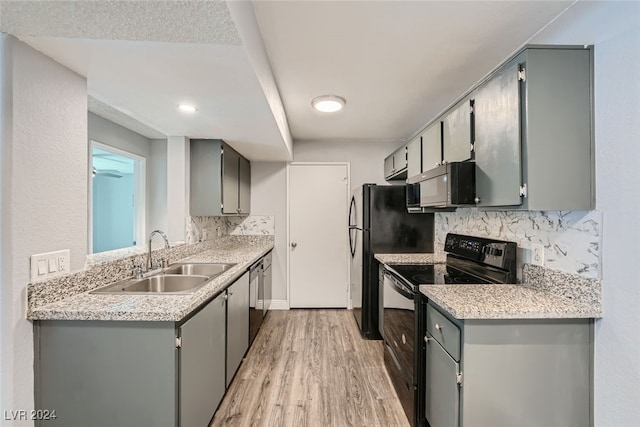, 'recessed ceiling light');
178,103,197,113
311,95,346,113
